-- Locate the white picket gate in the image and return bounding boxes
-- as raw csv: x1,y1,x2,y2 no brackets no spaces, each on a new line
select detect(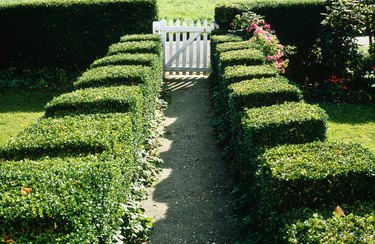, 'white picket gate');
153,19,216,74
